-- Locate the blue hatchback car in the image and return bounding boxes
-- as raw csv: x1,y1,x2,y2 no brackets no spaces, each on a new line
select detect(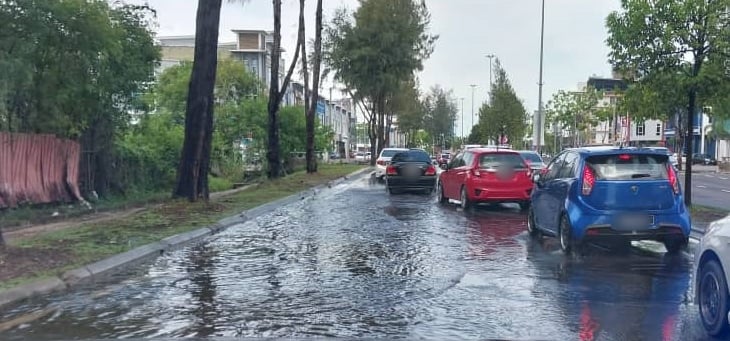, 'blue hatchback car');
528,146,691,254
